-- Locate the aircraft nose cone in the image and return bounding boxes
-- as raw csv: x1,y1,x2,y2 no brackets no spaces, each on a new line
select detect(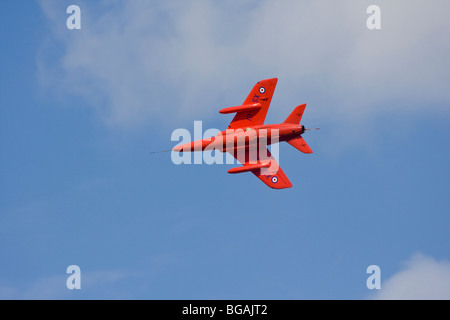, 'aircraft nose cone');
172,145,183,152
